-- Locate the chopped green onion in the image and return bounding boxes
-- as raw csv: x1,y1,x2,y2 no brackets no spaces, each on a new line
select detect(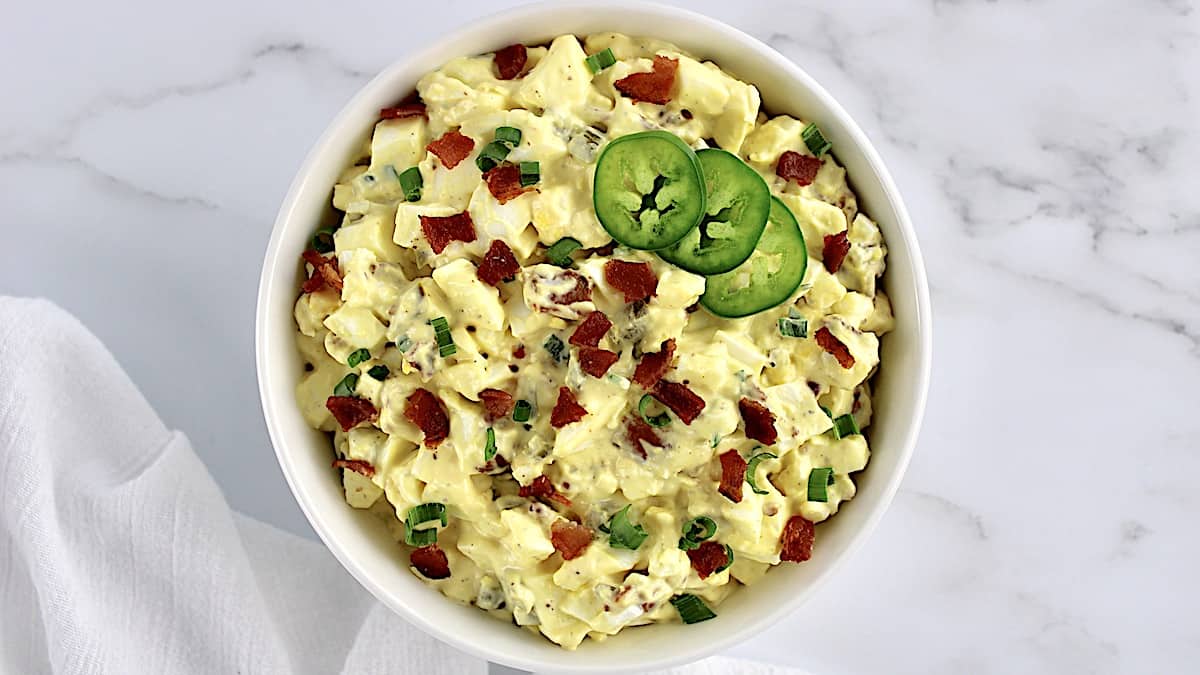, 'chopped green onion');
584,48,617,74
802,122,831,157
711,434,721,448
745,452,778,495
404,502,447,546
311,227,336,253
347,348,371,368
333,373,358,397
678,516,717,550
396,336,413,352
808,467,835,502
518,160,540,187
405,526,438,547
831,413,860,439
476,141,512,172
670,594,716,624
429,316,456,358
638,394,671,428
483,427,497,461
543,334,567,365
606,505,648,550
494,126,522,147
397,166,423,202
714,544,734,574
778,316,808,338
367,365,390,381
513,400,532,423
545,237,582,267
